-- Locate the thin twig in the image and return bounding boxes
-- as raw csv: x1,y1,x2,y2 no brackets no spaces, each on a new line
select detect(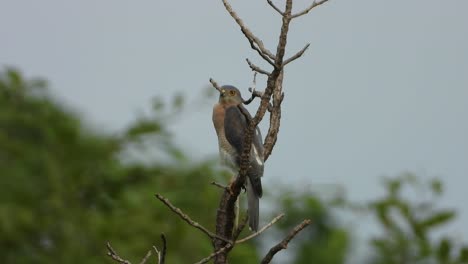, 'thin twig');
159,234,167,264
106,242,132,264
291,0,330,19
194,244,232,264
246,36,276,67
210,78,222,92
244,86,273,112
246,58,271,76
260,219,312,264
245,73,258,100
283,43,310,66
107,234,167,264
139,250,152,264
243,72,261,105
155,194,231,243
221,0,277,65
197,217,247,264
211,181,229,191
247,87,263,100
237,214,284,243
153,246,161,263
149,234,167,264
251,72,257,92
267,0,284,15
